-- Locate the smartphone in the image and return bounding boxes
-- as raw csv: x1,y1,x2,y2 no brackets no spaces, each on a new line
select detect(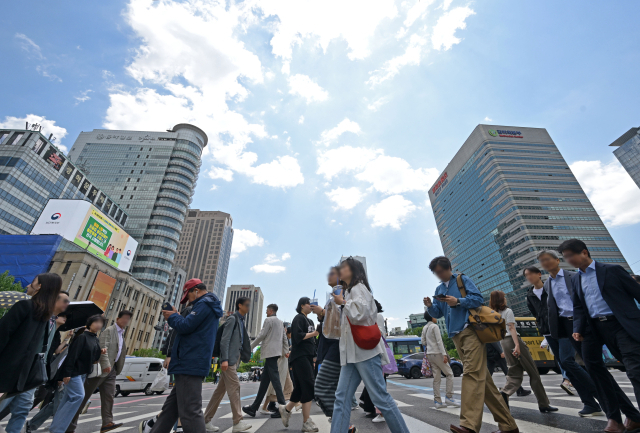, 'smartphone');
162,302,173,311
434,294,448,301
